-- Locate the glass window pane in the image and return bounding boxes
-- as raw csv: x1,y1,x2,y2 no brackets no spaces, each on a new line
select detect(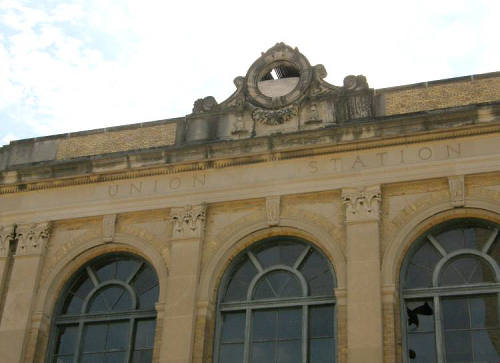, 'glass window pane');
407,333,436,363
96,261,117,282
253,278,276,300
138,285,159,310
309,338,335,363
254,242,305,268
107,321,129,351
405,263,434,289
219,343,244,363
53,356,74,363
80,353,105,363
131,349,153,363
221,312,245,343
440,256,495,286
251,341,274,363
470,294,499,329
104,351,127,363
132,266,158,296
55,325,78,355
436,229,465,253
252,310,277,341
62,294,84,314
134,319,156,349
278,340,301,363
490,239,500,264
310,305,334,338
116,259,141,282
472,329,500,362
223,257,258,302
442,297,469,330
299,250,334,296
71,274,94,299
101,286,130,311
278,307,301,339
405,300,434,333
82,323,107,353
87,293,109,313
445,330,473,363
